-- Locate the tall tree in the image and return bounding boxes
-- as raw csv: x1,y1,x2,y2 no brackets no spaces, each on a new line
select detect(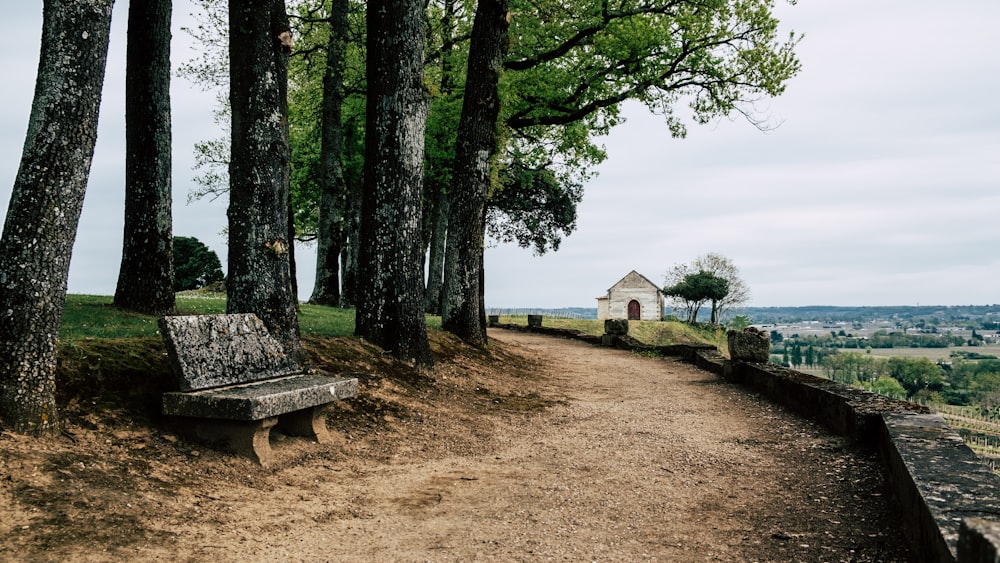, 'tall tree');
354,0,434,365
438,0,800,344
440,0,511,347
114,0,176,314
339,115,364,307
227,0,303,356
308,0,349,307
664,270,729,324
422,0,468,316
0,0,115,434
172,236,225,291
665,252,750,322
